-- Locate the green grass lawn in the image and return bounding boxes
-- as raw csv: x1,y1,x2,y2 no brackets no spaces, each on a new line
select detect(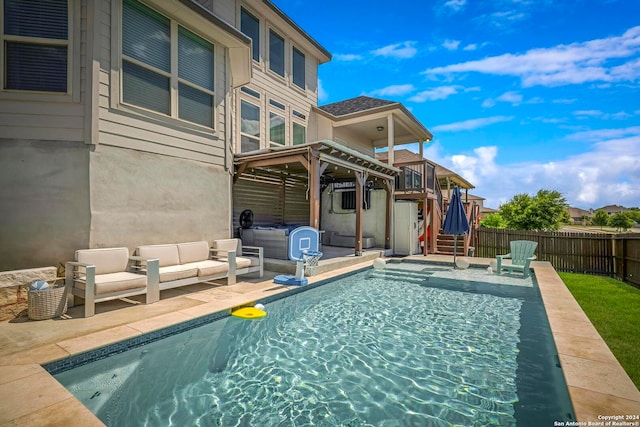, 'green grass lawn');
559,272,640,388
